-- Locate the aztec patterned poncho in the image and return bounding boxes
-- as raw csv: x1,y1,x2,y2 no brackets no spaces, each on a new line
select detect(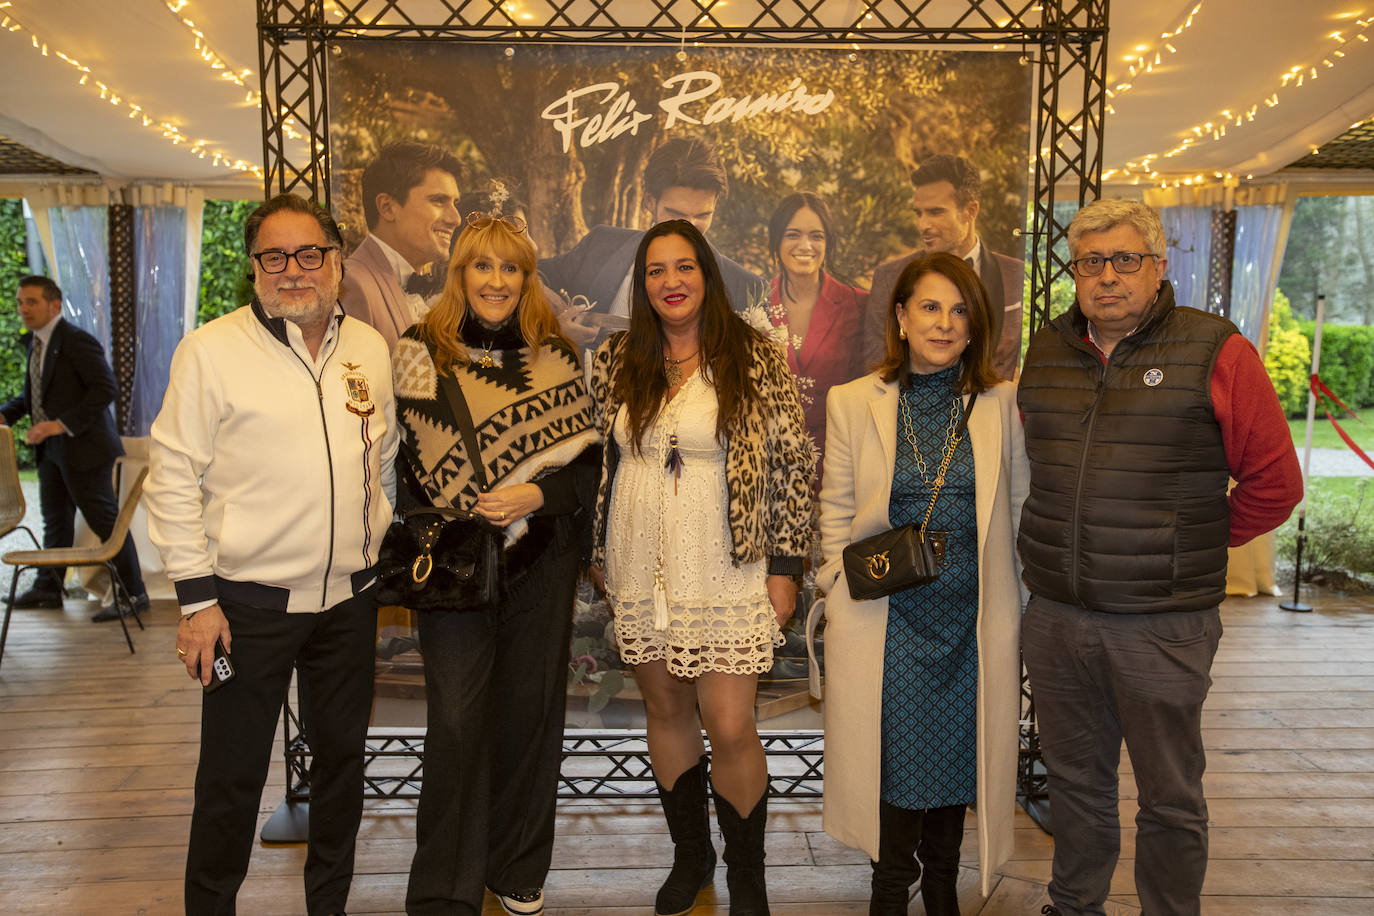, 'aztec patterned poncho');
392,318,598,544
